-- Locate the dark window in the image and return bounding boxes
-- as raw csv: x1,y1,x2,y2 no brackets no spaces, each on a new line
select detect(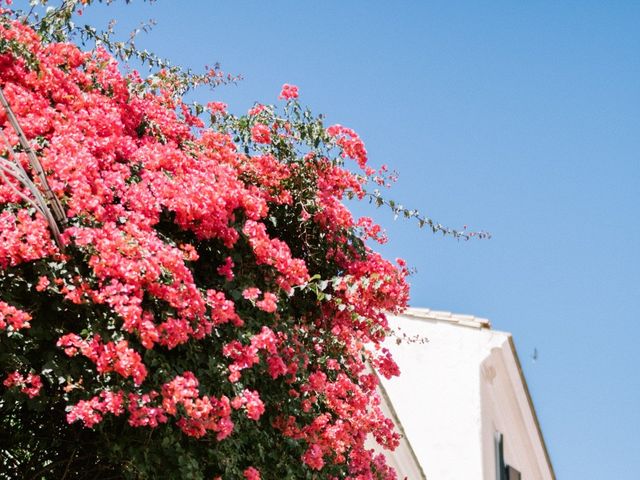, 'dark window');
494,432,506,480
506,465,522,480
495,432,522,480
